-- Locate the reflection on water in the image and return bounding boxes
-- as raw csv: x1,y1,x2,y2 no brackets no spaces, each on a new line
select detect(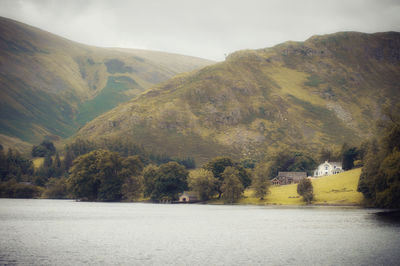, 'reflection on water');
374,210,400,224
0,199,399,265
